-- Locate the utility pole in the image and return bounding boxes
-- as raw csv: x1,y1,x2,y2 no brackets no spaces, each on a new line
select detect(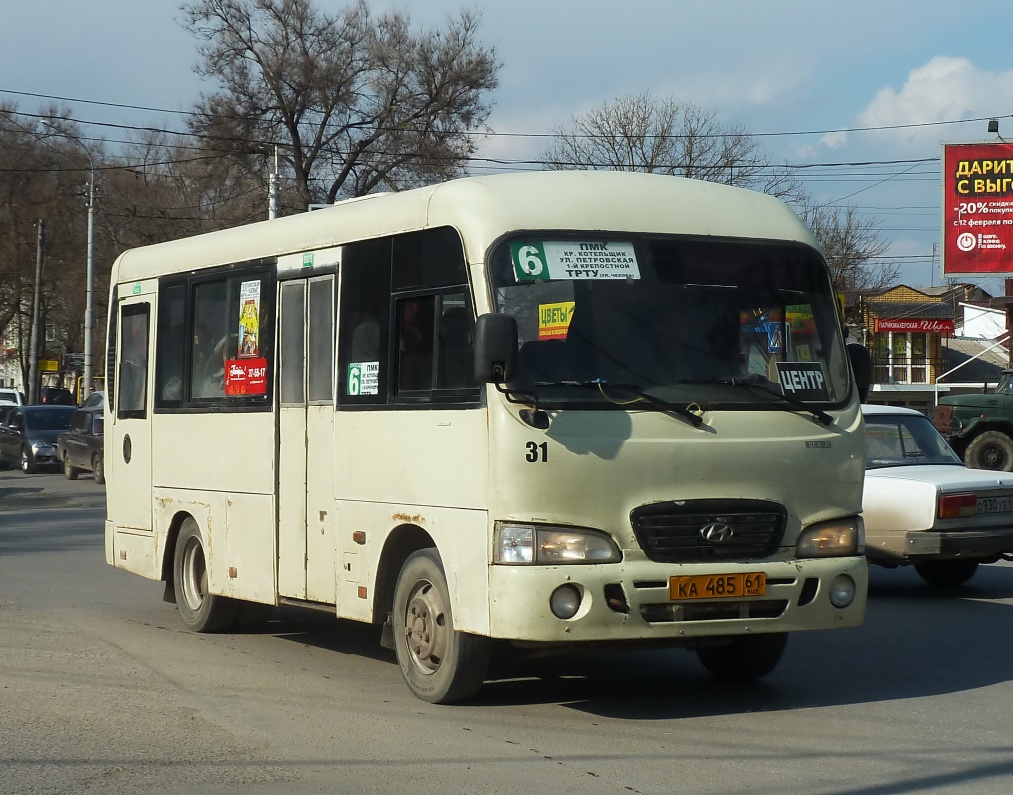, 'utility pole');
28,220,44,404
83,166,95,400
